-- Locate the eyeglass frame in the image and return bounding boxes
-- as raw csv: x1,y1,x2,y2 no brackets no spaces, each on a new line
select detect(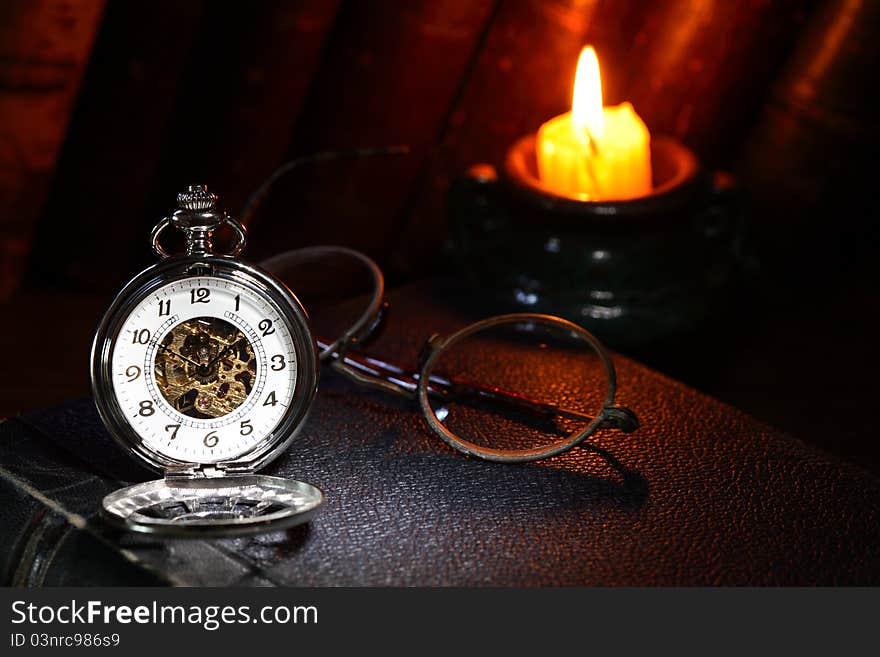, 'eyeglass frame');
261,246,639,464
249,147,638,464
